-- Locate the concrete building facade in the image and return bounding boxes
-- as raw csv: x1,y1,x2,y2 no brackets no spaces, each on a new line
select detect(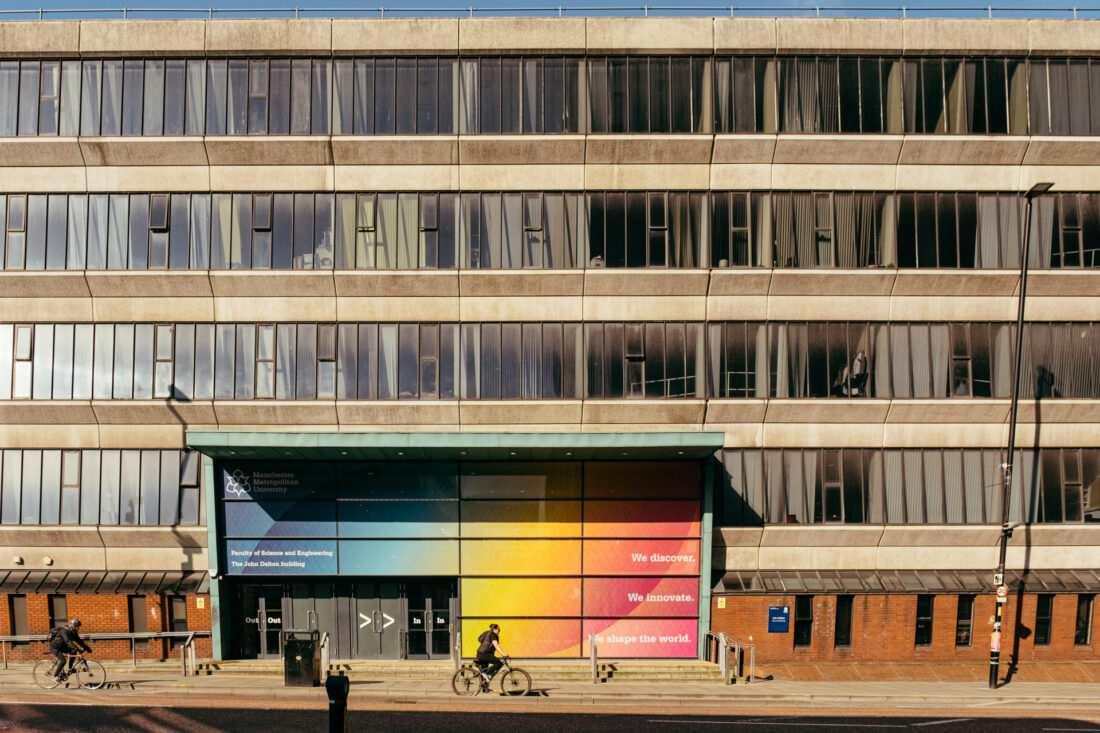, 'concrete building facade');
1,15,1098,672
